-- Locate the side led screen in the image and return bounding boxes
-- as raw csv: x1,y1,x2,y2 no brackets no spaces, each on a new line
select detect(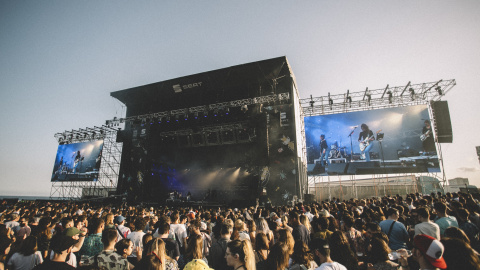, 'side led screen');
305,105,439,175
51,140,104,181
